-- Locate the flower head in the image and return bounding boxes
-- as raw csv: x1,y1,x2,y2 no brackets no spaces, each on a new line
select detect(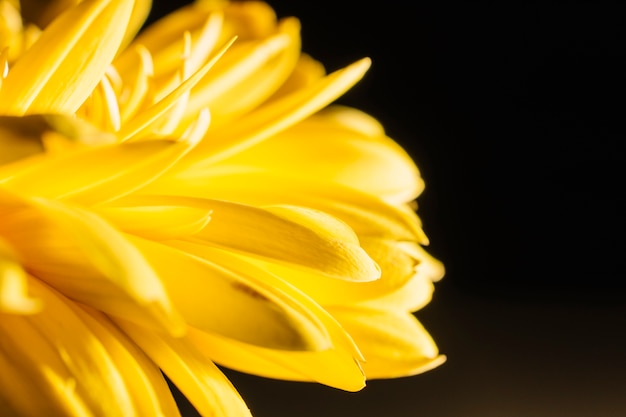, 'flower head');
0,0,444,415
